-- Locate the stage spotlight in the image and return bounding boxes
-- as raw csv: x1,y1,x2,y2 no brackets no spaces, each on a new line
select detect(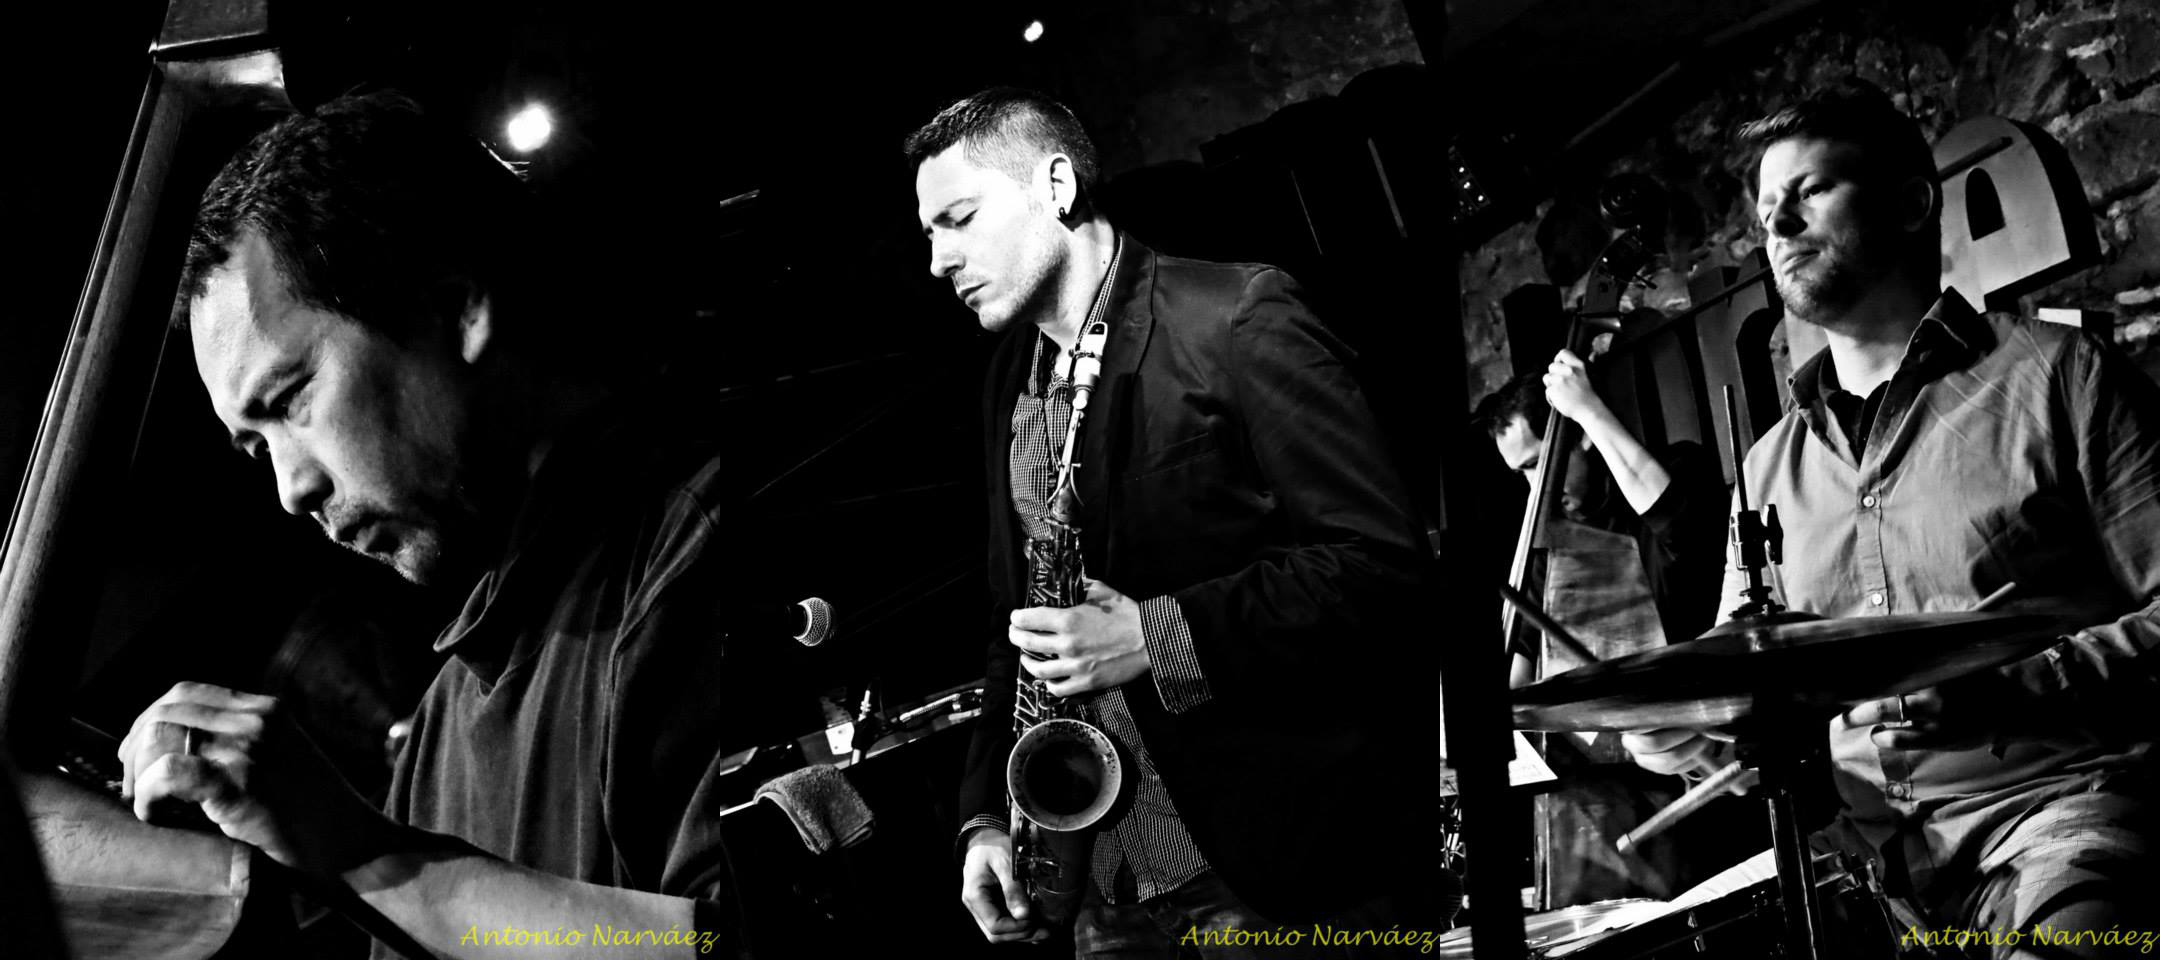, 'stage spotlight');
1023,20,1045,43
505,103,554,153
